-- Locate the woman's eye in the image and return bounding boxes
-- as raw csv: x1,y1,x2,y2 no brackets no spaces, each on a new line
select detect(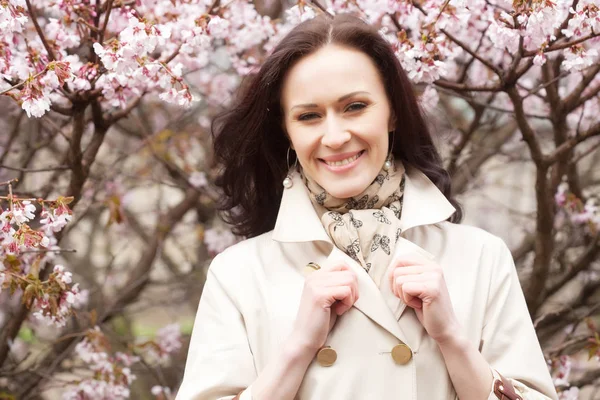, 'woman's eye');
346,102,367,112
298,113,319,121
